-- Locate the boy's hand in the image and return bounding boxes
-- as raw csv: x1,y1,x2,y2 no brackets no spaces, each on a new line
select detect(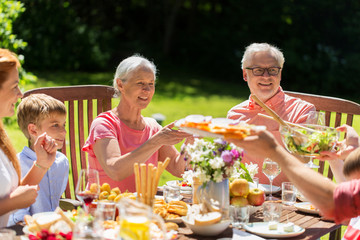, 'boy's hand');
319,125,359,161
34,132,57,168
10,185,38,209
